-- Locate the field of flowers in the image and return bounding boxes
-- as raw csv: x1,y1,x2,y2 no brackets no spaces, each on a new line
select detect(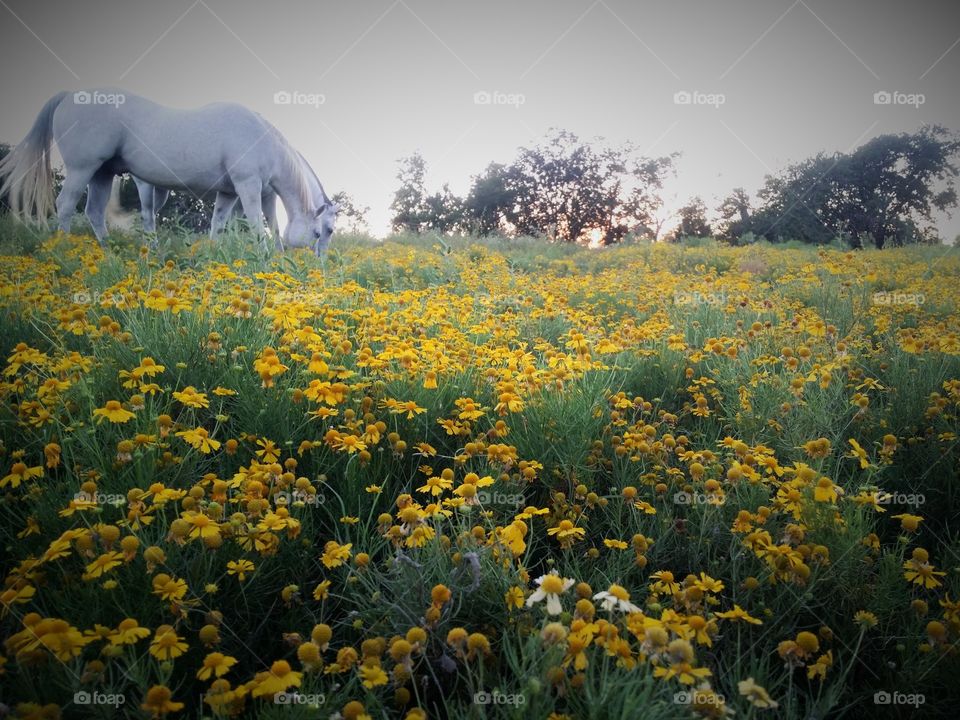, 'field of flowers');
1,225,959,719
